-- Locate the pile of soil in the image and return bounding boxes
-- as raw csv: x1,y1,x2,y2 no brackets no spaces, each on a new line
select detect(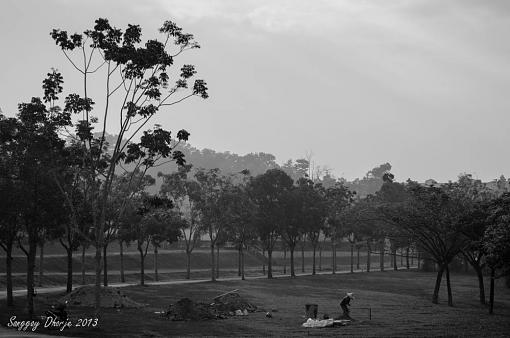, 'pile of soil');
212,292,257,313
60,286,144,308
166,292,257,321
166,298,223,321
